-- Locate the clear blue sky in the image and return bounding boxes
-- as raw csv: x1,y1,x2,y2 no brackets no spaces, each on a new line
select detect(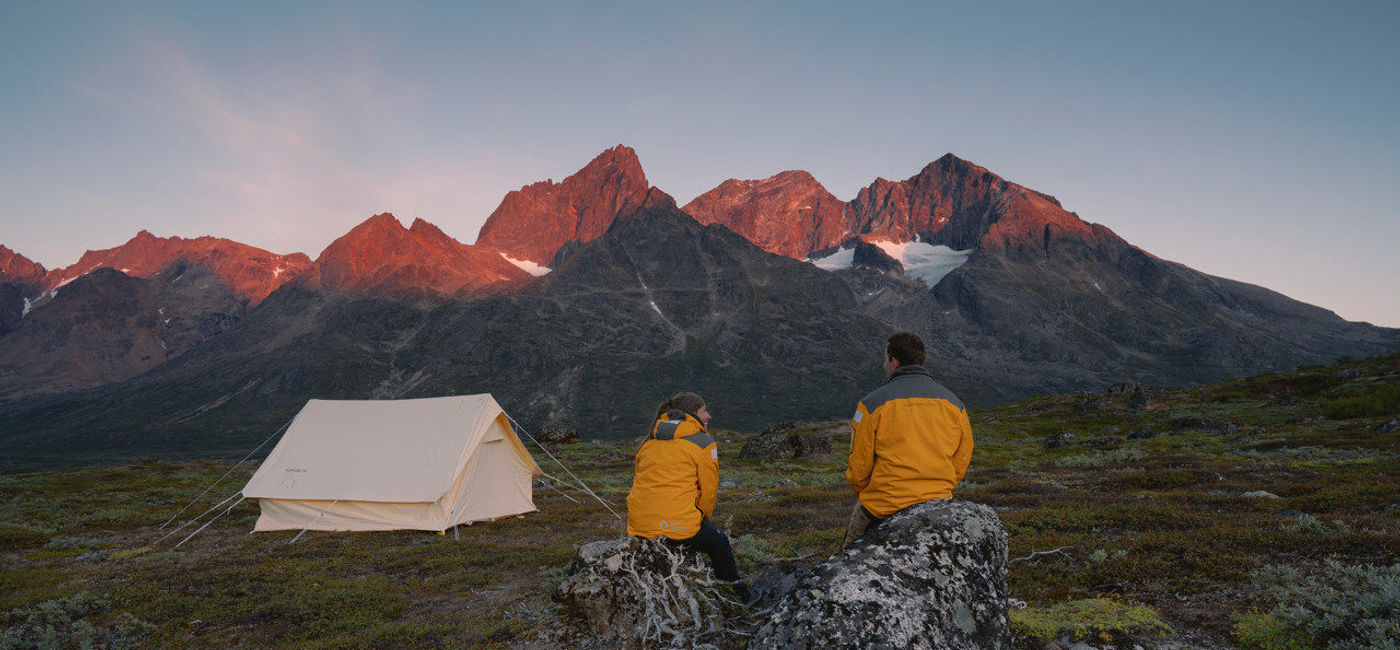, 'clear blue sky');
3,1,1397,326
